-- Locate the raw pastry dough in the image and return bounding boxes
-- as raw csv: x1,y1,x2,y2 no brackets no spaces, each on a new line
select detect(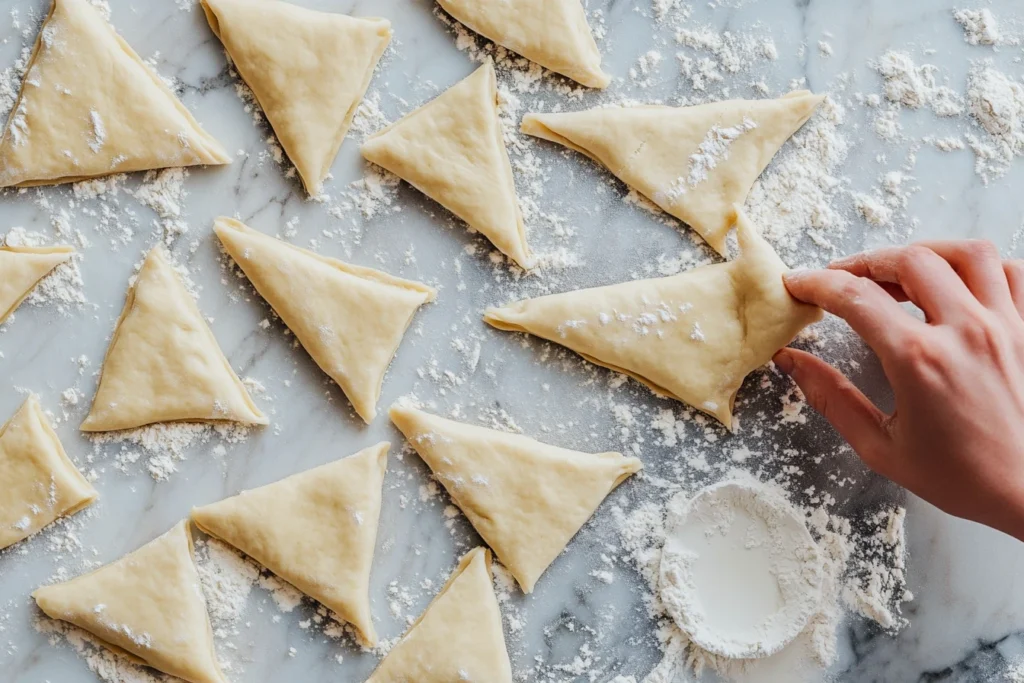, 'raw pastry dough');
366,547,513,683
0,0,230,188
361,62,533,270
389,404,642,592
201,0,391,195
484,210,823,429
437,0,609,89
0,244,73,324
191,442,388,645
81,247,266,432
0,395,96,550
214,218,435,423
521,91,824,255
33,521,225,683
